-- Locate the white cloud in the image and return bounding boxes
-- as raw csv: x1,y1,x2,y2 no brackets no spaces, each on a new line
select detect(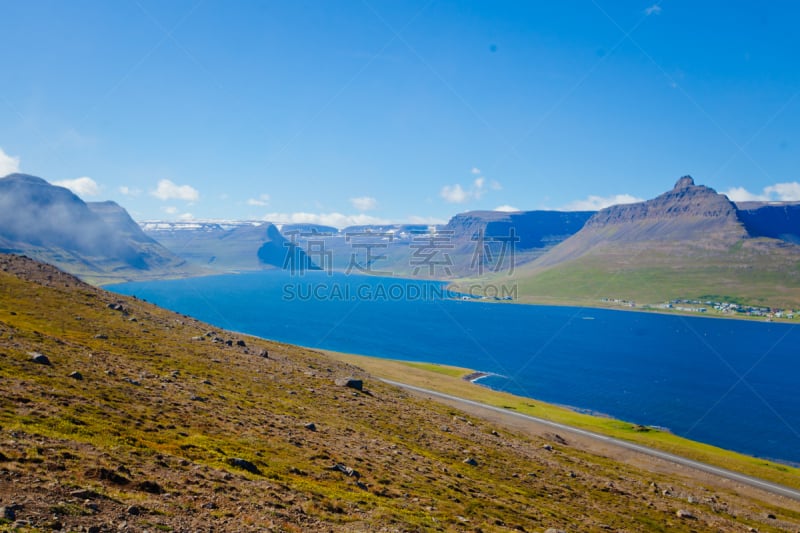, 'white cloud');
725,182,800,202
350,196,378,211
494,204,520,212
262,212,391,229
441,183,469,203
471,167,481,175
764,182,800,201
53,176,101,197
0,147,21,176
163,206,179,215
178,212,194,220
151,179,199,202
723,187,768,202
644,4,662,15
440,175,501,203
247,194,271,207
119,185,141,196
562,194,643,211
